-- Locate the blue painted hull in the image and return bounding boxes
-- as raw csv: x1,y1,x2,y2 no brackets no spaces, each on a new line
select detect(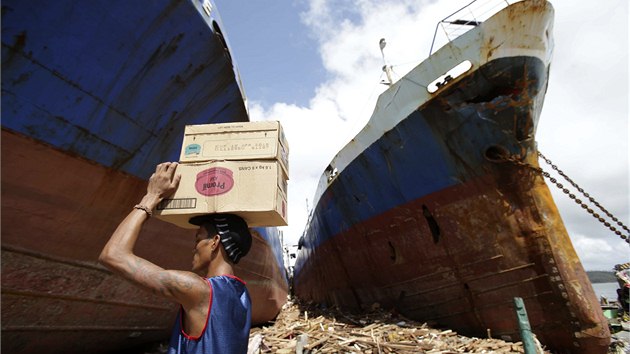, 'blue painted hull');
2,0,247,178
294,1,610,353
1,1,287,353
